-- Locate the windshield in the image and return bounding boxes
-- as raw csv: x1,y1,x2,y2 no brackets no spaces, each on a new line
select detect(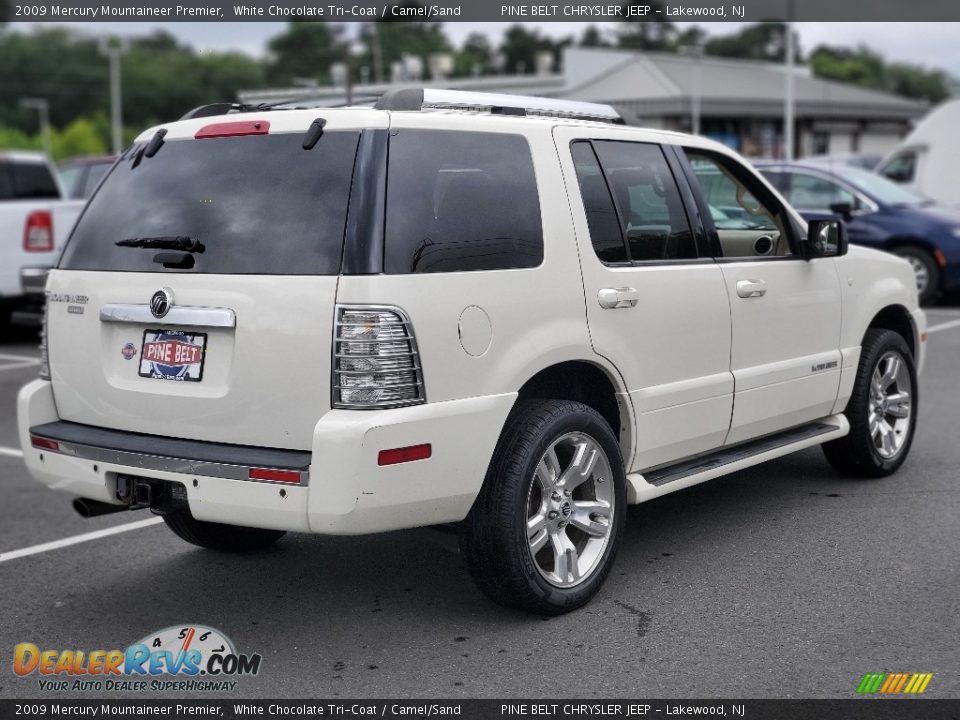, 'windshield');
827,164,930,206
60,131,359,275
